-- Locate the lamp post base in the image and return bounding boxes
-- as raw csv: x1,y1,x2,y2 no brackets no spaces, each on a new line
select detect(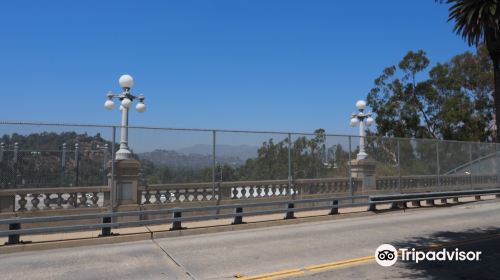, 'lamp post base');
356,152,368,160
350,159,376,194
108,158,141,210
115,148,132,160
